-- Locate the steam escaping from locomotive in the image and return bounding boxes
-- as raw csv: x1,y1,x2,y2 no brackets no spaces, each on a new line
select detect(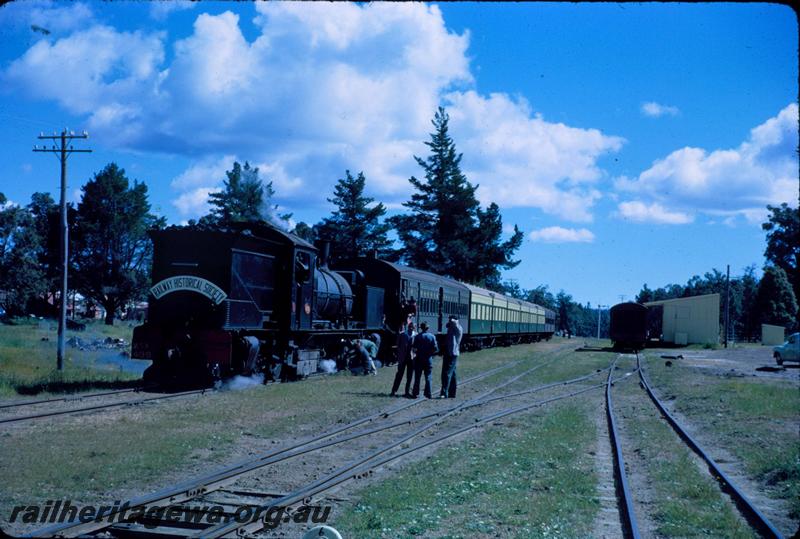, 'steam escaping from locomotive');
221,373,265,391
318,359,337,374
